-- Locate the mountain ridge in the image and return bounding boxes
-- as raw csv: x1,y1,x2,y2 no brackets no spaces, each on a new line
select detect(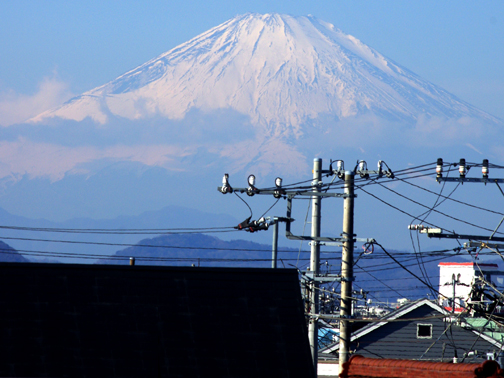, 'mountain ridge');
31,13,500,132
101,232,481,302
0,240,28,263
